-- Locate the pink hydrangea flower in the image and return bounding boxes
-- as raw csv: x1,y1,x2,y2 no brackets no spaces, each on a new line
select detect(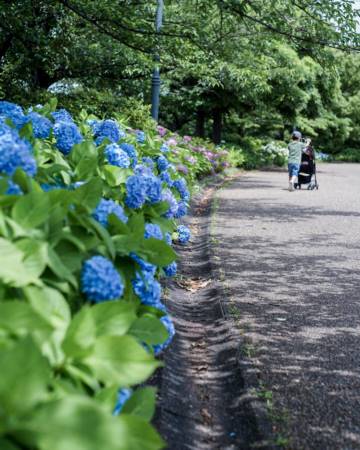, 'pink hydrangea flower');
176,164,188,174
167,137,178,146
183,135,192,143
157,125,167,137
